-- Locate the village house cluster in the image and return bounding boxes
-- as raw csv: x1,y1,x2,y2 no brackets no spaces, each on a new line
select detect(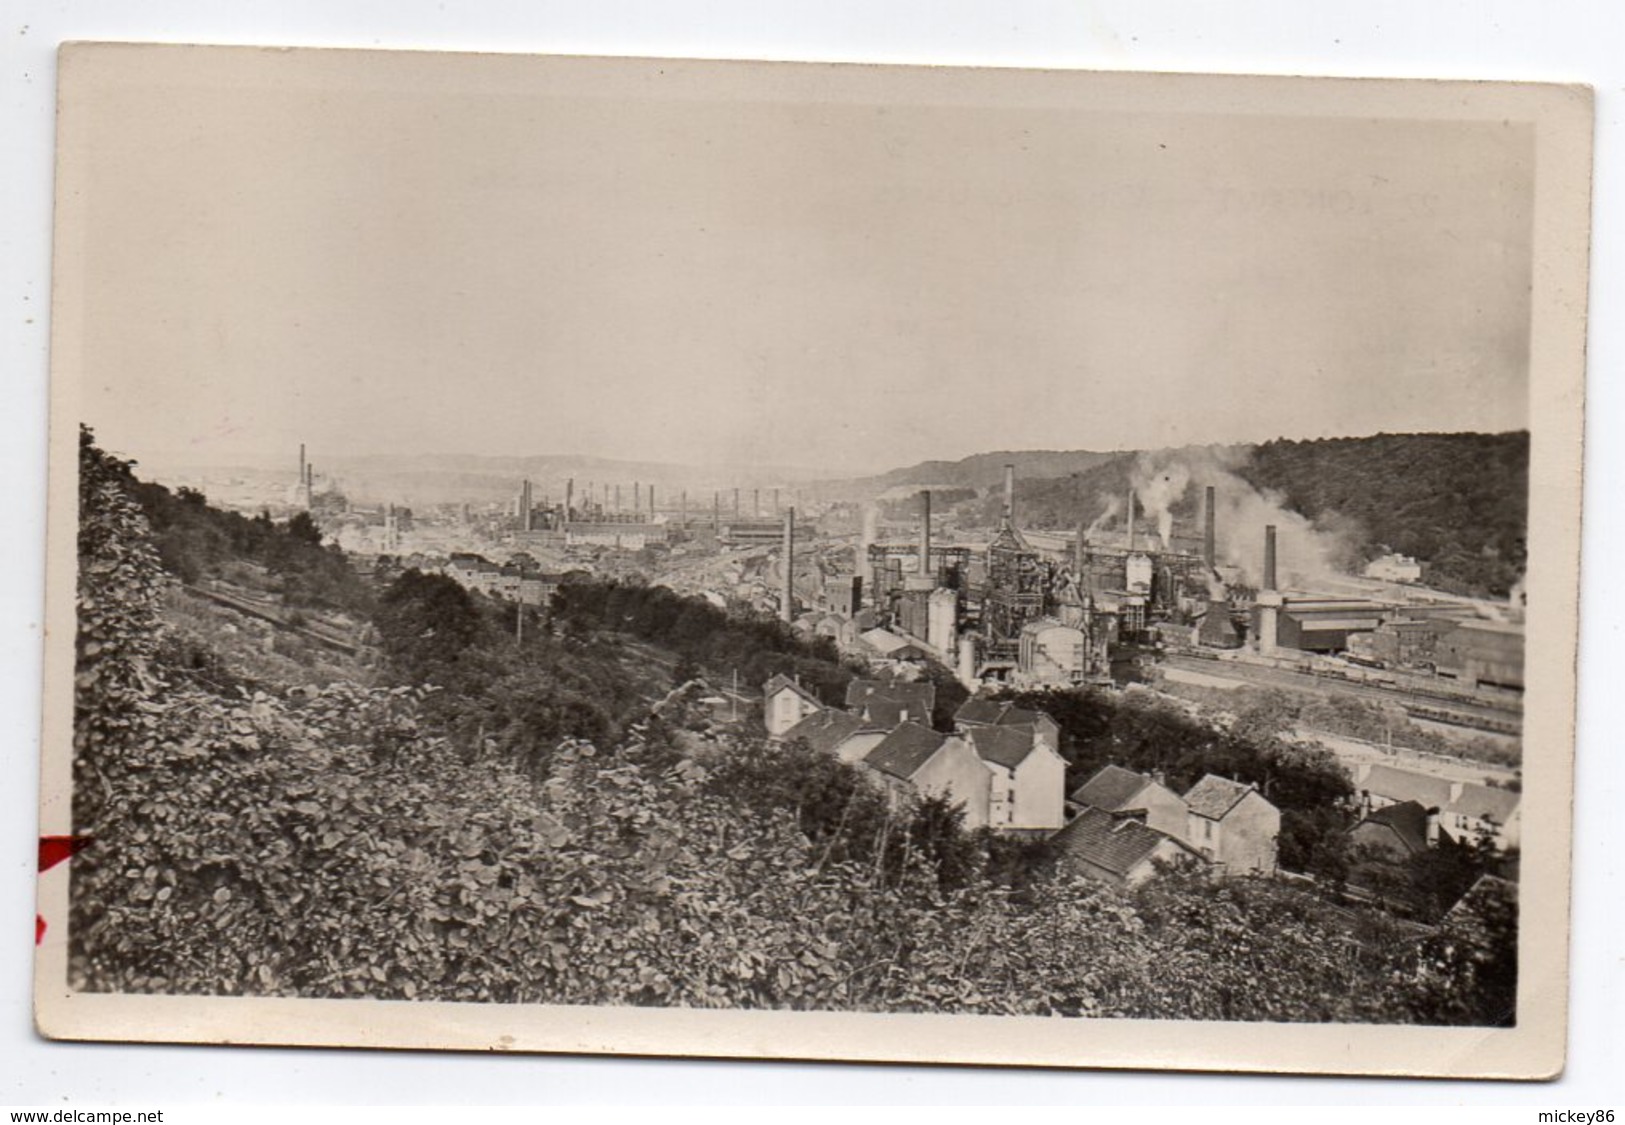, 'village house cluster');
766,675,1271,880
1058,765,1281,885
764,677,1068,833
765,674,1287,884
764,676,1520,897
